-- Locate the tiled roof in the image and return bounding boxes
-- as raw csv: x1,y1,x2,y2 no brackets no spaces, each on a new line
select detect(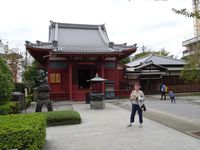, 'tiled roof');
126,53,186,67
26,21,136,54
134,61,167,70
25,41,54,49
